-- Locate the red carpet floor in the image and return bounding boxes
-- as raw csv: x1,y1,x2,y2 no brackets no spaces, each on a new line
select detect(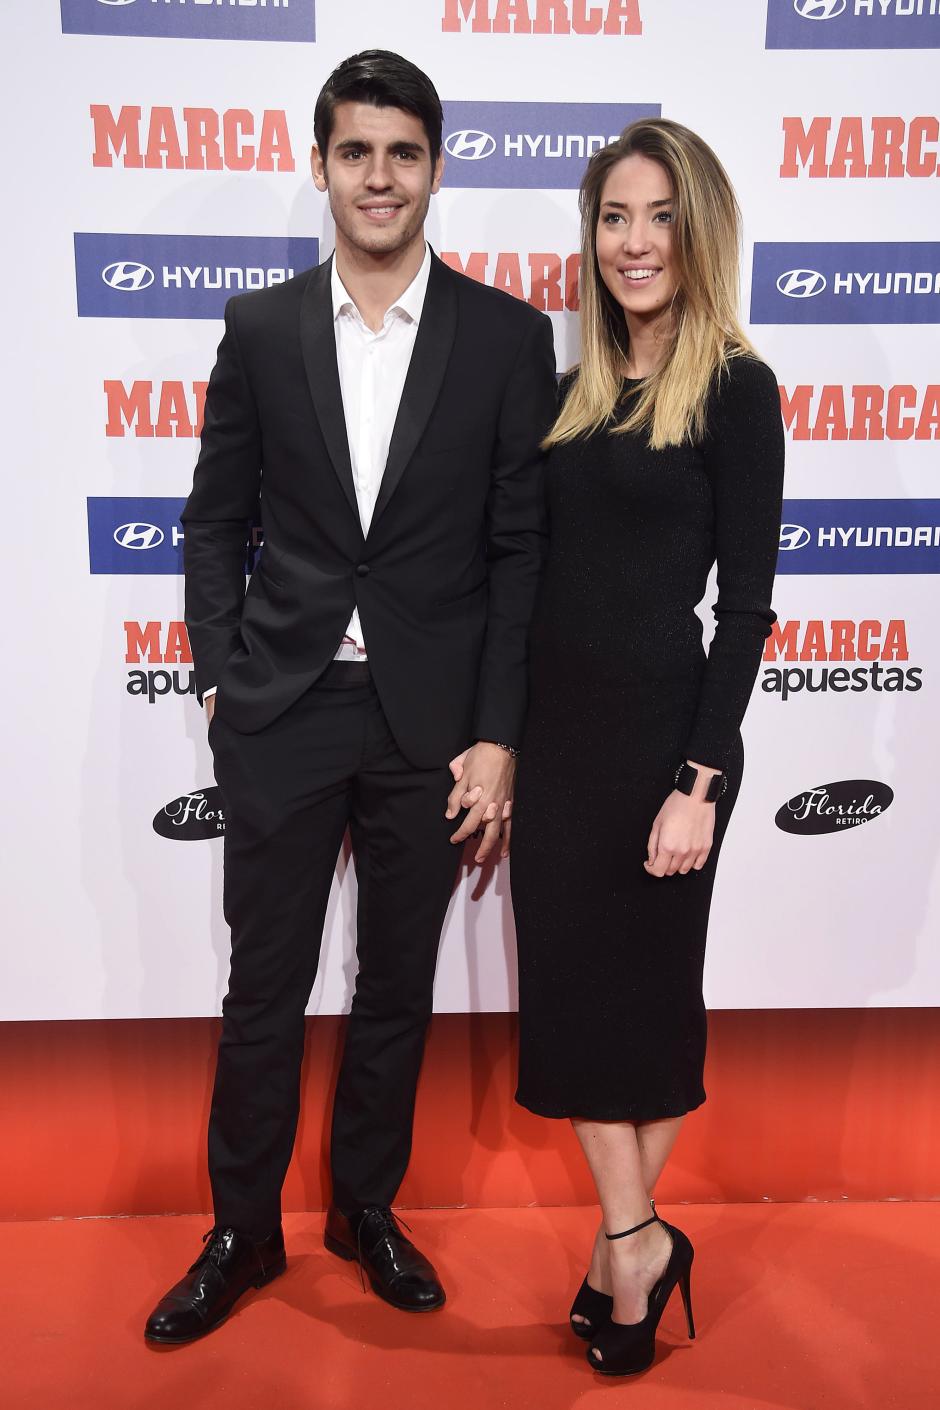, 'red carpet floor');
3,1203,937,1409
